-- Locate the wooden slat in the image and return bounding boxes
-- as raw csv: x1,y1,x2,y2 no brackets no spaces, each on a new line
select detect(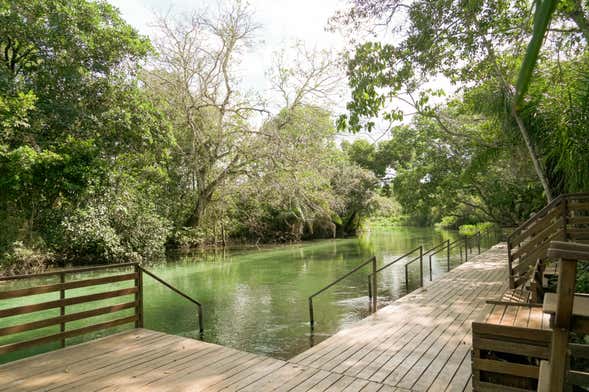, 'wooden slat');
510,204,563,247
569,343,589,359
568,202,589,211
473,358,538,379
569,216,589,225
473,337,549,359
567,370,589,386
512,228,565,277
568,229,589,241
478,381,536,392
0,301,136,337
0,315,136,354
512,218,564,261
543,292,589,318
547,241,589,261
0,262,137,281
0,287,138,318
472,322,552,343
0,273,137,300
